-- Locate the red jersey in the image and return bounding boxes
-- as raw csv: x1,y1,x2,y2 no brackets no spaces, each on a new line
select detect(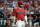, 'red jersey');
13,8,26,20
